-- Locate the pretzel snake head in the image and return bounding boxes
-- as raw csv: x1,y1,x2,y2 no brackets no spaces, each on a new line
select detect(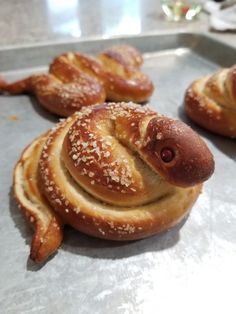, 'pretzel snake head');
142,117,215,187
